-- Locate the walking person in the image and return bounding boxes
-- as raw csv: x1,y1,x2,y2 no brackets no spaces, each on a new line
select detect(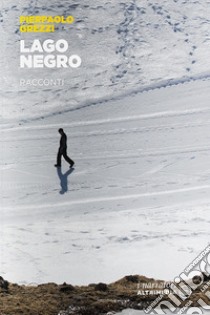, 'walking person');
54,128,75,168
